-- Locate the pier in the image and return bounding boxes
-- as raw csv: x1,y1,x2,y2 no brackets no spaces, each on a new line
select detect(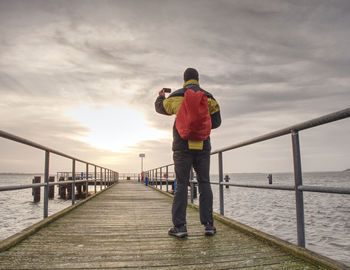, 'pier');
0,180,345,269
1,108,350,269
